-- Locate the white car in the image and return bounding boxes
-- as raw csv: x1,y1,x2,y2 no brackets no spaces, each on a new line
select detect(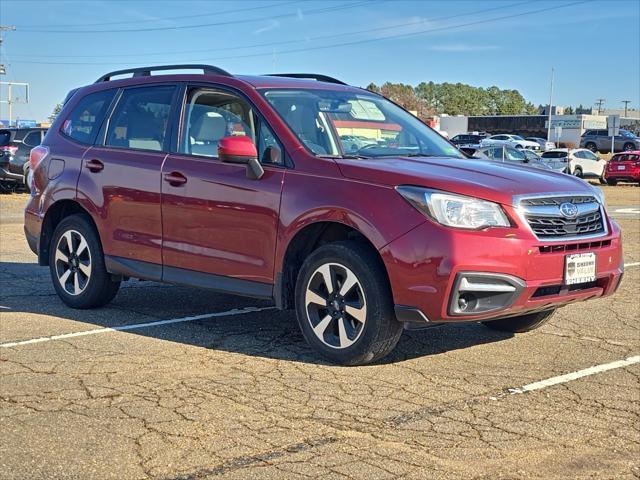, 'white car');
526,137,556,152
540,148,607,181
480,134,541,150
